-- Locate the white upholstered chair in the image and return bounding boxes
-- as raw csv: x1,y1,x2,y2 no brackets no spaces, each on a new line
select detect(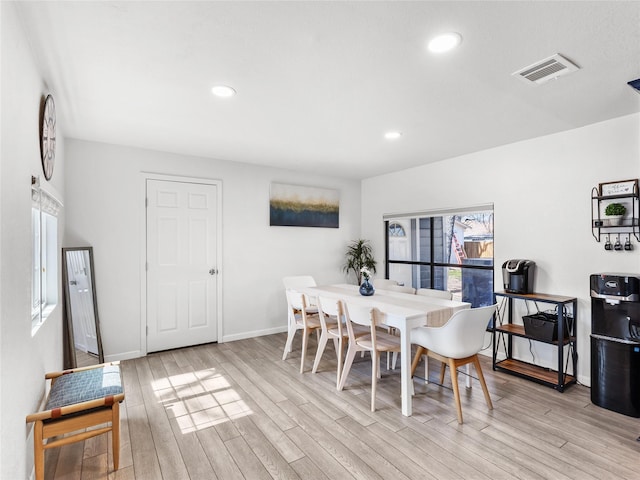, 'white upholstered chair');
410,304,498,423
283,289,323,373
416,288,453,300
339,302,402,411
